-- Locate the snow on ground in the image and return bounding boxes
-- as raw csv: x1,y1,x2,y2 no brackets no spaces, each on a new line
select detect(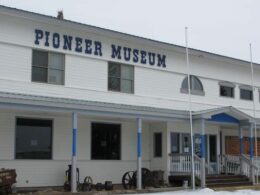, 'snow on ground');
131,188,260,195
